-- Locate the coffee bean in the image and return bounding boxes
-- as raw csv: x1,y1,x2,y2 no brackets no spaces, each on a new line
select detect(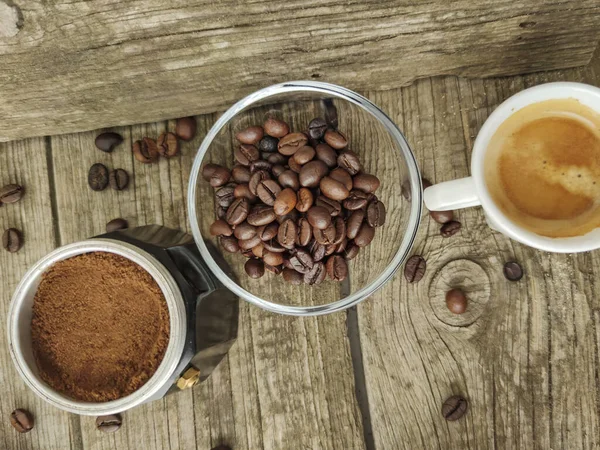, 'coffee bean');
307,206,332,230
290,249,314,273
332,216,346,244
157,131,179,158
440,220,461,237
210,219,233,236
109,169,129,191
176,117,197,141
258,222,279,241
252,242,265,258
265,263,283,274
329,168,353,191
503,261,523,281
305,261,326,285
354,223,375,247
272,164,286,177
442,396,468,421
226,198,250,225
95,132,123,153
430,210,454,224
308,240,327,262
278,170,300,191
367,200,386,227
263,239,286,253
314,220,337,245
249,170,271,195
315,143,337,168
259,135,279,153
235,144,260,166
10,409,33,433
274,188,297,216
241,249,254,258
239,235,262,250
446,288,467,314
293,146,316,165
326,255,348,281
220,236,240,253
278,132,308,156
344,241,360,260
256,179,282,206
277,219,297,249
343,190,369,210
3,228,22,253
324,129,347,149
353,173,380,193
245,258,265,279
347,209,365,239
296,217,313,246
316,196,341,216
216,205,227,219
264,117,290,138
308,117,328,140
334,236,348,254
233,184,257,202
106,218,128,233
404,255,426,283
232,165,251,183
88,163,109,191
288,157,303,173
338,150,361,175
236,126,264,145
203,164,223,181
132,138,159,164
320,176,350,201
247,205,276,226
233,221,257,240
0,184,24,204
263,250,284,267
283,268,304,285
96,414,122,433
250,160,272,173
209,166,231,188
299,160,328,188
